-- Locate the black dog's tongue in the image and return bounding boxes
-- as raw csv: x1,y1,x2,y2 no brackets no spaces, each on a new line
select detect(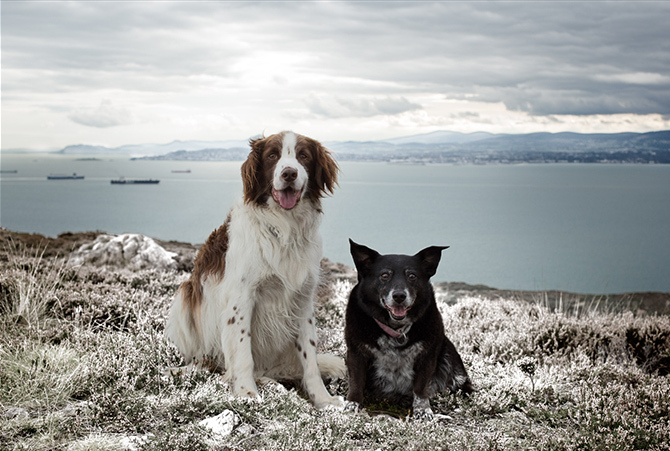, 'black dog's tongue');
389,305,408,320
